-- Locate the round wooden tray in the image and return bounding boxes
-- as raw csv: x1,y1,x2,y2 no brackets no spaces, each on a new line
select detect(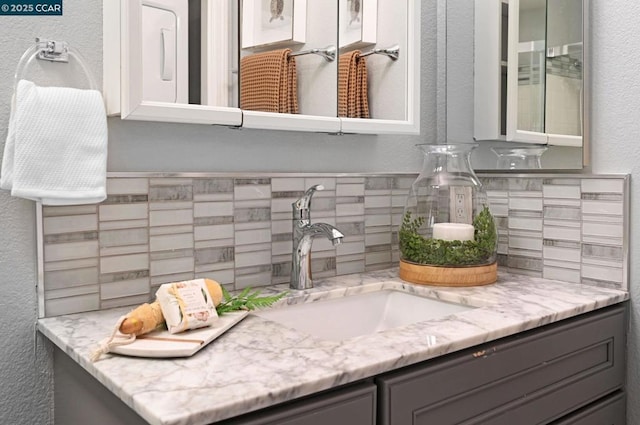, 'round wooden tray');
399,260,497,287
